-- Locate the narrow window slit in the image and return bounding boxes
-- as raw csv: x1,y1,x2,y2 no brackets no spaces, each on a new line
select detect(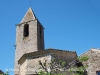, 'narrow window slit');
24,24,29,37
